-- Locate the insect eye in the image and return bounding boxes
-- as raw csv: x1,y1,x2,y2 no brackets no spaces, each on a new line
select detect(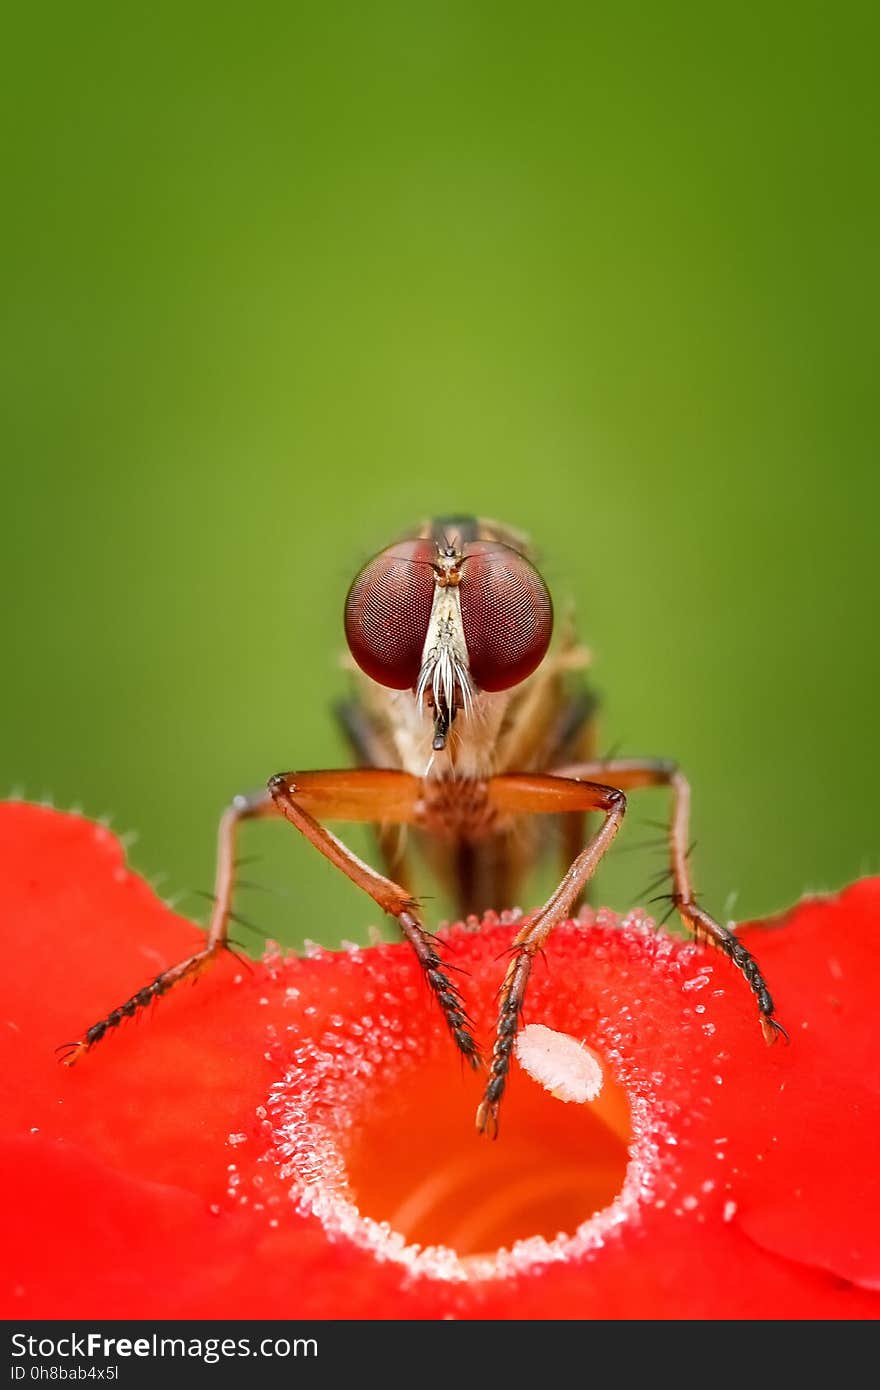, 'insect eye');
344,541,437,689
459,542,553,691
